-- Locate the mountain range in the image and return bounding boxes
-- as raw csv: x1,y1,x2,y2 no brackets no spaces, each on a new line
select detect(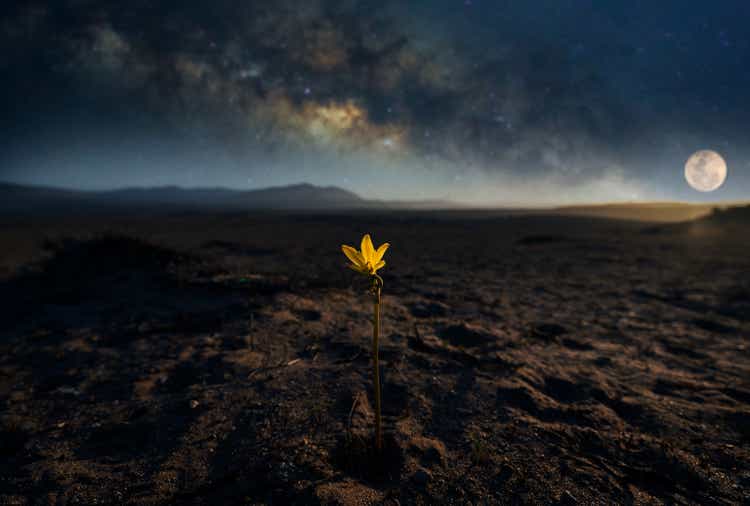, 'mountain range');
0,182,456,214
1,182,746,223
